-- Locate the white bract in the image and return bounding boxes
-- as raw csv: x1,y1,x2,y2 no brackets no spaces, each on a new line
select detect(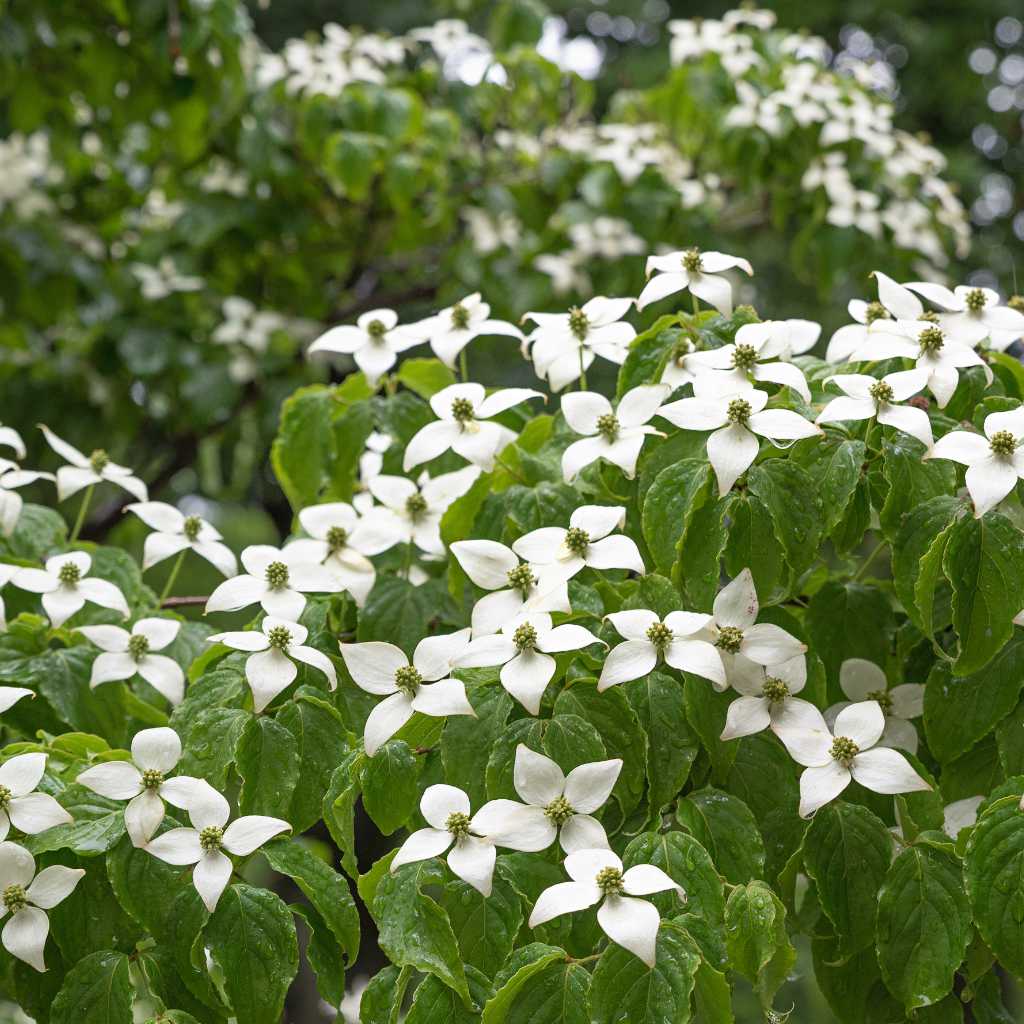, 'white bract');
340,631,474,756
720,656,823,741
144,787,289,912
76,617,185,705
0,461,53,537
816,370,932,449
38,425,147,502
824,658,923,755
778,700,930,818
561,385,670,482
598,609,726,691
453,612,602,715
77,727,216,846
529,847,684,967
390,784,498,896
126,502,237,579
0,426,25,461
0,841,84,971
13,552,129,628
403,383,543,472
906,283,1024,348
637,246,752,315
825,272,918,364
419,292,522,368
926,408,1024,518
307,309,420,386
471,745,621,853
208,617,337,713
659,388,819,496
0,754,70,840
